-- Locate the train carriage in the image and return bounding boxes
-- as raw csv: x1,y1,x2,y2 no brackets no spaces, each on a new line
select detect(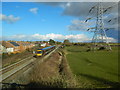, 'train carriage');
35,45,56,57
